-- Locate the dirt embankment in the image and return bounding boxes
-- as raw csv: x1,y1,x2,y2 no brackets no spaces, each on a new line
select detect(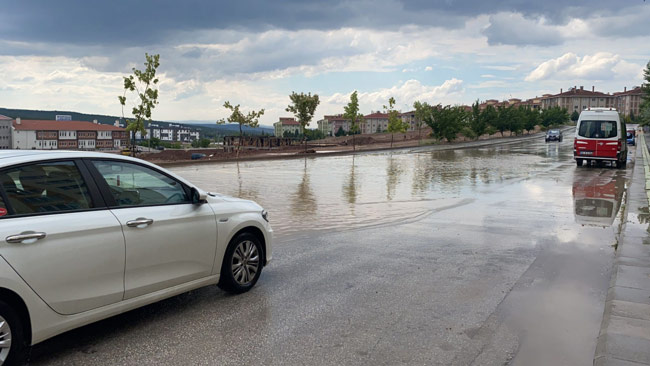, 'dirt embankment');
141,125,551,165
